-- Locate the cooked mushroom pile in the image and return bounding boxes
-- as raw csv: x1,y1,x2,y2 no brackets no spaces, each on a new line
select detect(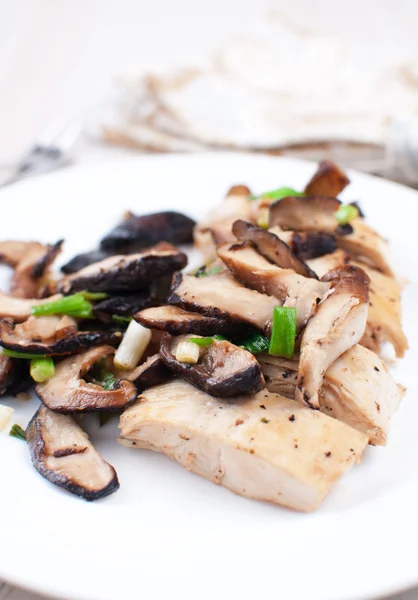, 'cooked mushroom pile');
1,161,408,512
